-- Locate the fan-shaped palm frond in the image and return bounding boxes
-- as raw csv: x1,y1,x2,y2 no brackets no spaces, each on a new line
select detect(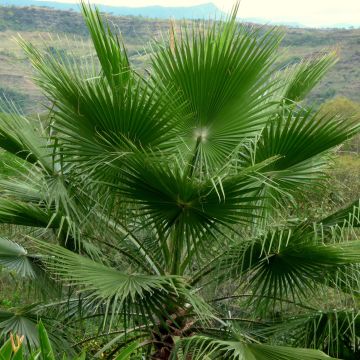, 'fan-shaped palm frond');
268,309,360,359
32,238,213,328
172,333,335,359
114,154,268,273
0,111,51,171
321,199,360,228
118,154,264,228
0,238,42,279
0,237,61,300
240,108,359,198
0,305,70,353
281,51,338,105
0,320,82,359
209,225,360,310
151,7,282,170
0,306,39,350
19,28,184,179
